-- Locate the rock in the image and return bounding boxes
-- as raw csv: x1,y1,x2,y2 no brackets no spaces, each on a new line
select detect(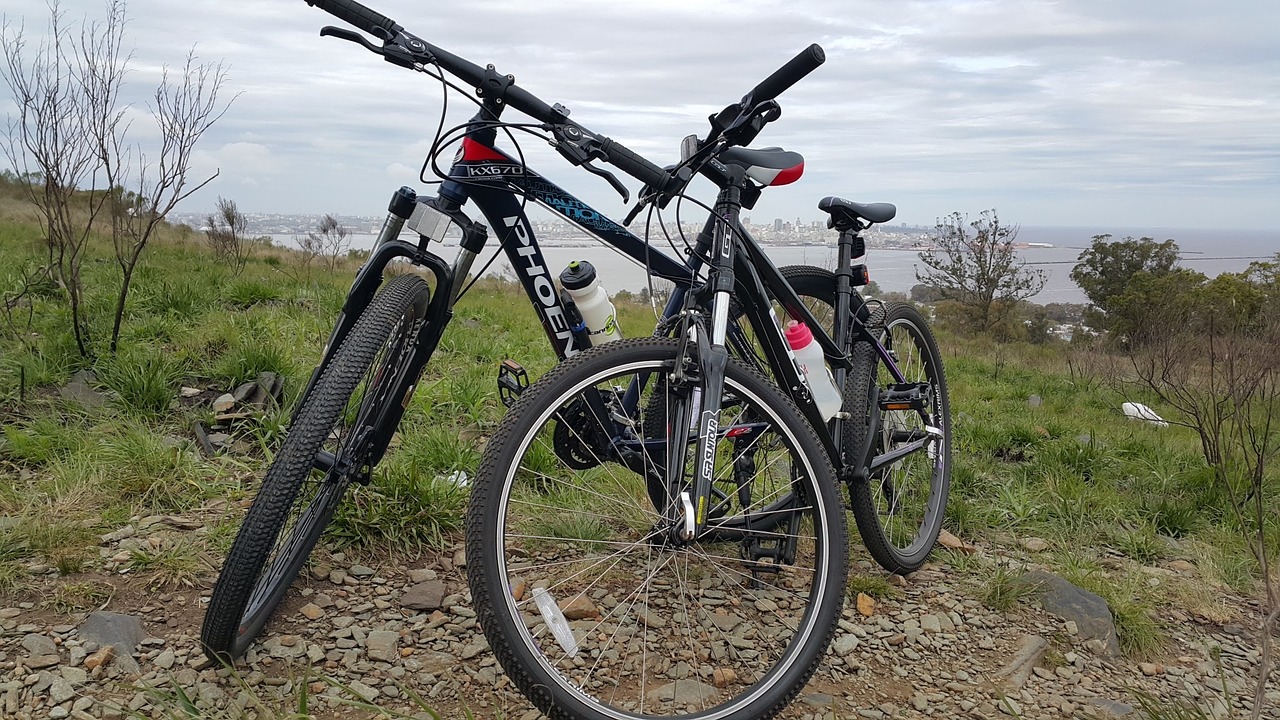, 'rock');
365,630,399,663
993,634,1047,691
1139,662,1164,676
49,676,76,704
1022,570,1121,656
998,697,1023,716
83,646,115,671
59,369,106,408
399,580,447,611
1020,537,1050,552
920,614,941,634
712,668,737,688
348,564,375,577
1085,698,1135,717
856,592,875,617
1027,395,1042,408
205,432,230,445
832,635,860,657
180,387,202,398
153,650,175,669
560,595,598,620
938,528,977,554
22,634,58,657
28,654,61,669
60,667,87,684
803,692,834,707
1168,559,1196,574
653,679,718,705
211,393,236,412
407,567,437,583
347,680,379,702
299,603,325,620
